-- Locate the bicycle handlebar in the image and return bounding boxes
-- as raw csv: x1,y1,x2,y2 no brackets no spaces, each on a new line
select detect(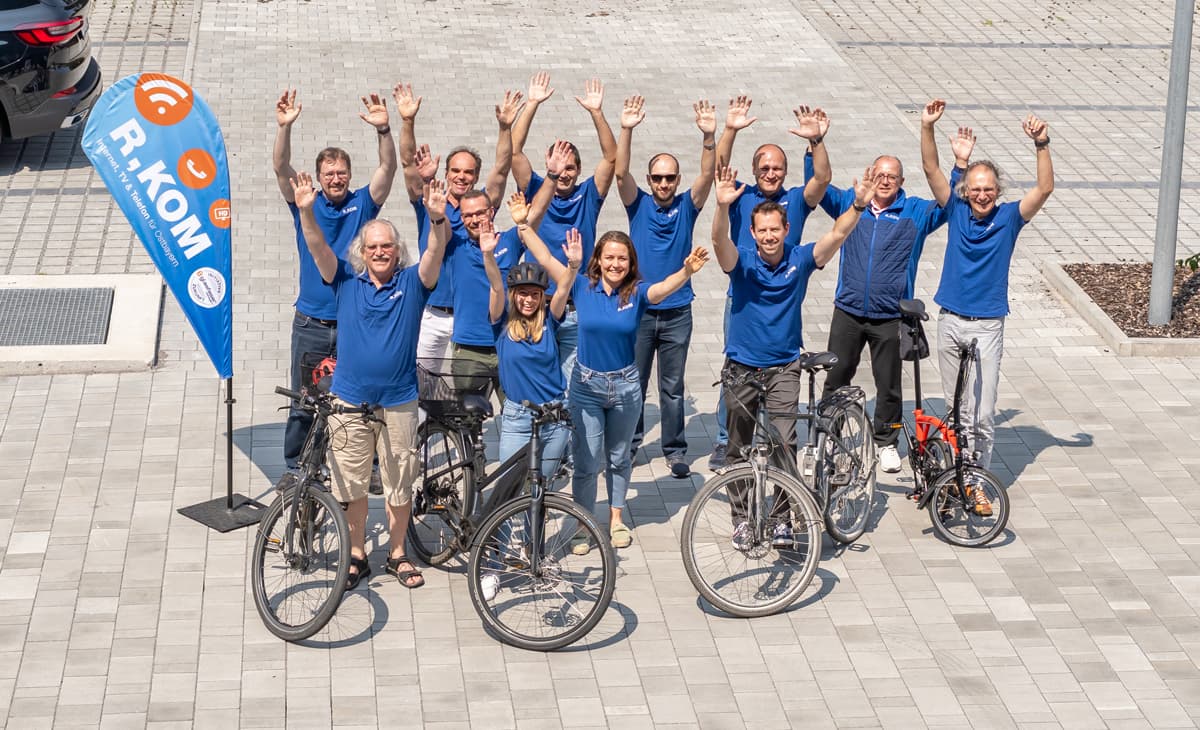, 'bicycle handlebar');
275,385,378,418
521,399,572,425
